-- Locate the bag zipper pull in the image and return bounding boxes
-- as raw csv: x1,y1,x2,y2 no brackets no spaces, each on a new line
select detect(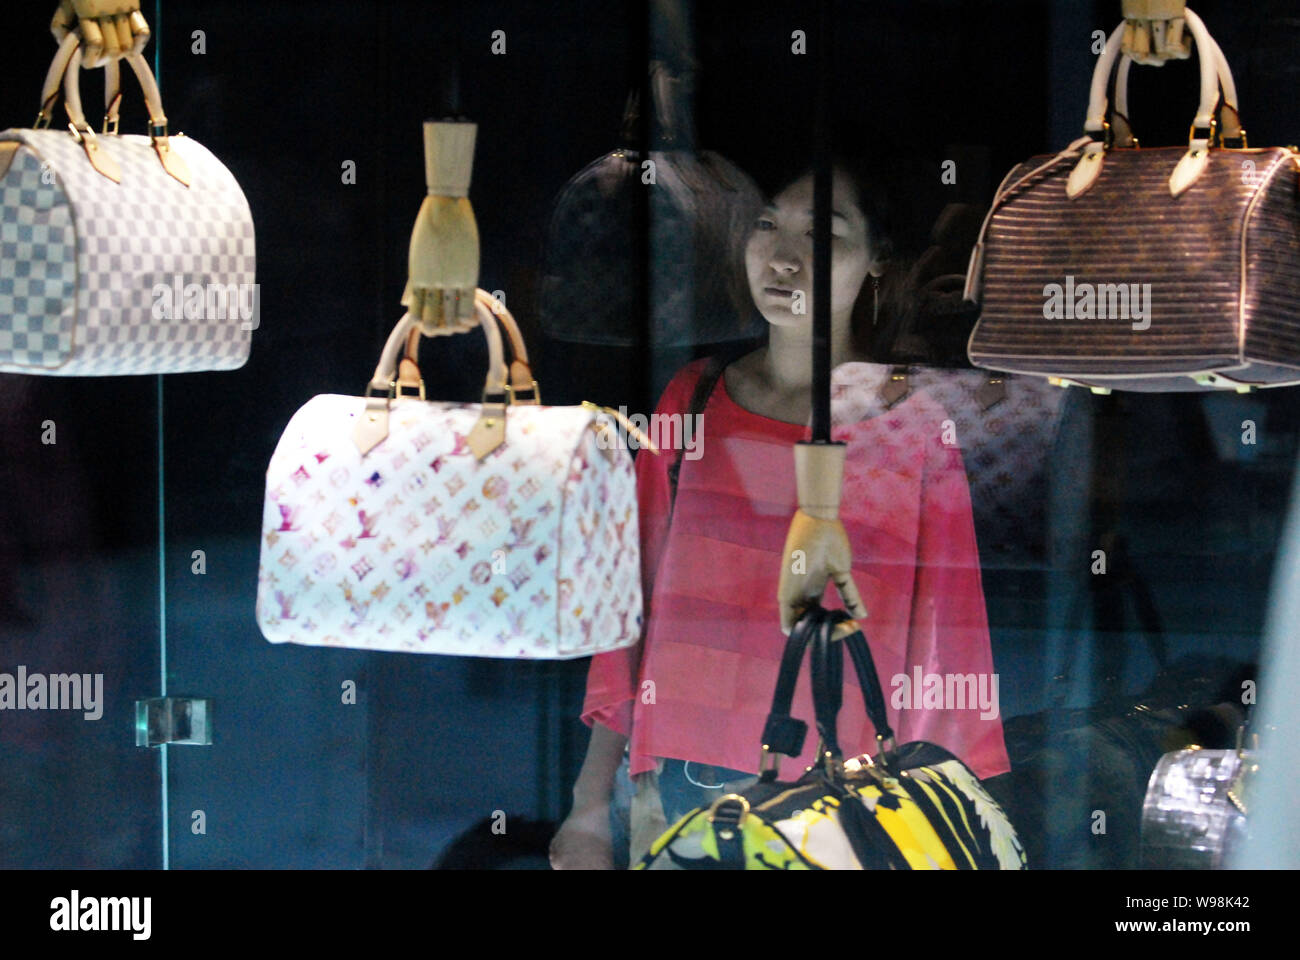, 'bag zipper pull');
581,401,661,455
